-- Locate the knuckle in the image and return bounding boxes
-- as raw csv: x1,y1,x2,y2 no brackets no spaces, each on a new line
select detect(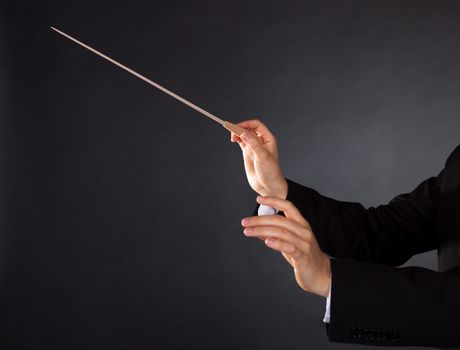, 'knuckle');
292,249,302,258
303,228,313,241
280,227,289,237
